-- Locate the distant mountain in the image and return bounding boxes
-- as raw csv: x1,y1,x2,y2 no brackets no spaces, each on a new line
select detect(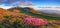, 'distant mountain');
8,7,30,12
35,8,60,17
7,7,38,14
7,7,45,18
